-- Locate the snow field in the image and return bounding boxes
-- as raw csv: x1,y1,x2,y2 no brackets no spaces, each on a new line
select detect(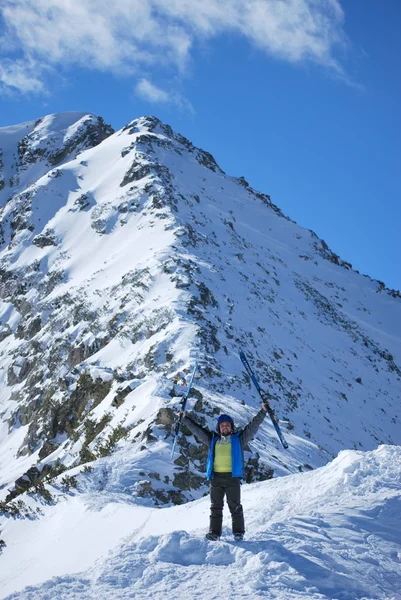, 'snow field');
1,445,400,600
